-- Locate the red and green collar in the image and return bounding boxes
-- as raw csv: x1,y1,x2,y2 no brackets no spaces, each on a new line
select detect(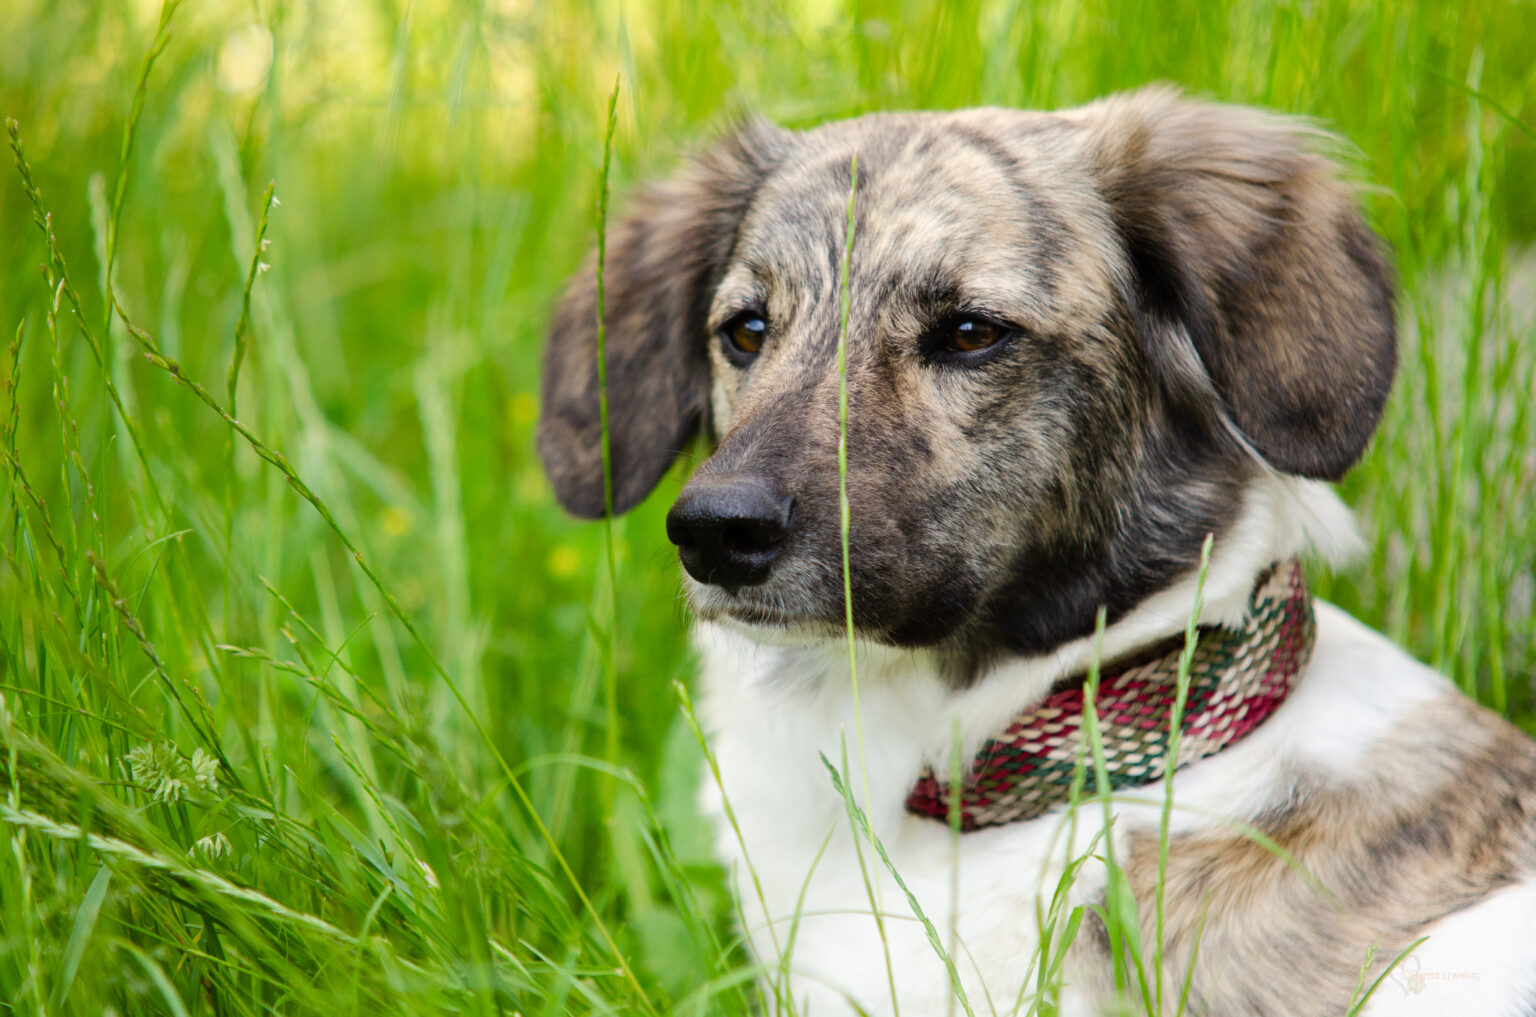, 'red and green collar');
906,559,1315,832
